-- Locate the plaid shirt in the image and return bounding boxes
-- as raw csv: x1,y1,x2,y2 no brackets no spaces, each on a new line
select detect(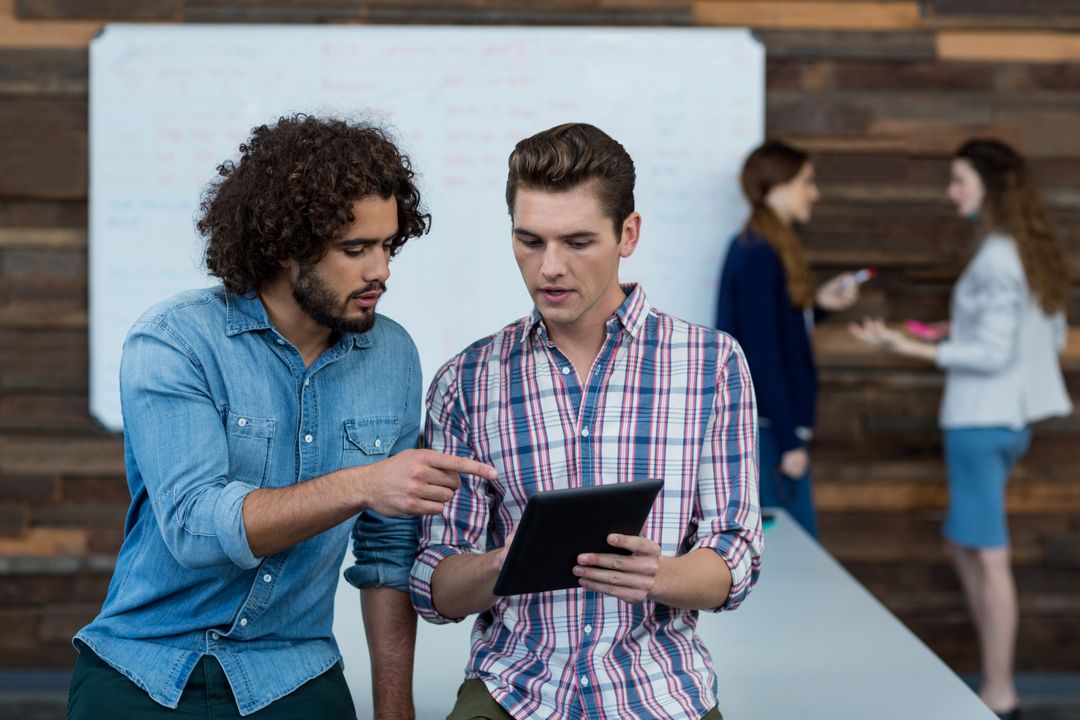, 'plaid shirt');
411,285,762,720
